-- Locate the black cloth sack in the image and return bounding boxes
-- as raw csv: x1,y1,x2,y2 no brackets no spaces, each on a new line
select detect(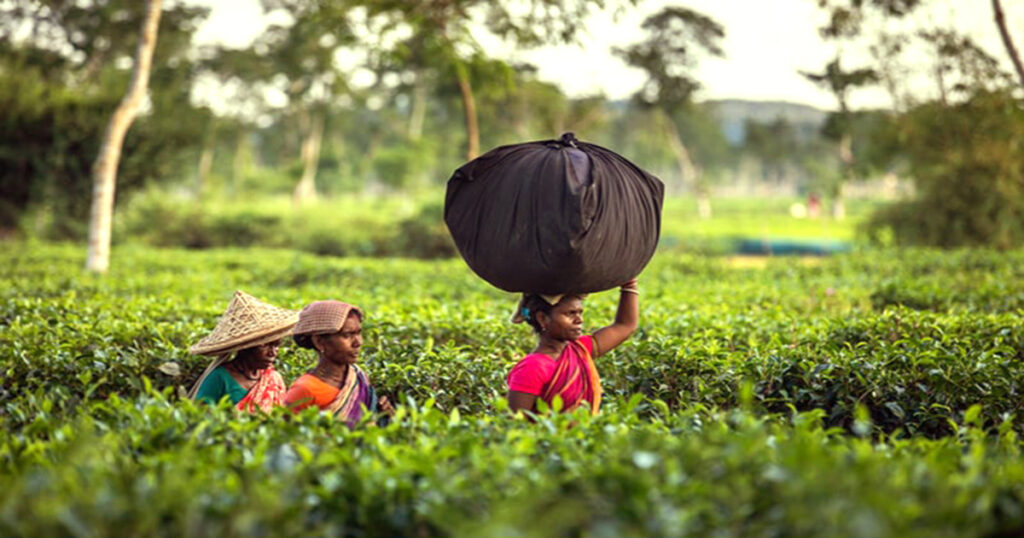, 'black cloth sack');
444,133,664,294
